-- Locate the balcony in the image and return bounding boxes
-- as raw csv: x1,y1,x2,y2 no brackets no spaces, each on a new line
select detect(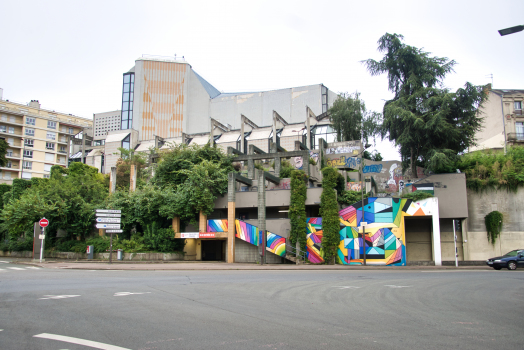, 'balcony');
507,132,524,142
